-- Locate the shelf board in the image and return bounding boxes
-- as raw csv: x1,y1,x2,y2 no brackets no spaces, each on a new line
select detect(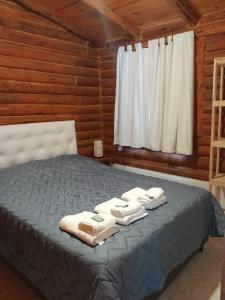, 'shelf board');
213,100,225,107
210,174,225,187
212,139,225,148
215,58,225,66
